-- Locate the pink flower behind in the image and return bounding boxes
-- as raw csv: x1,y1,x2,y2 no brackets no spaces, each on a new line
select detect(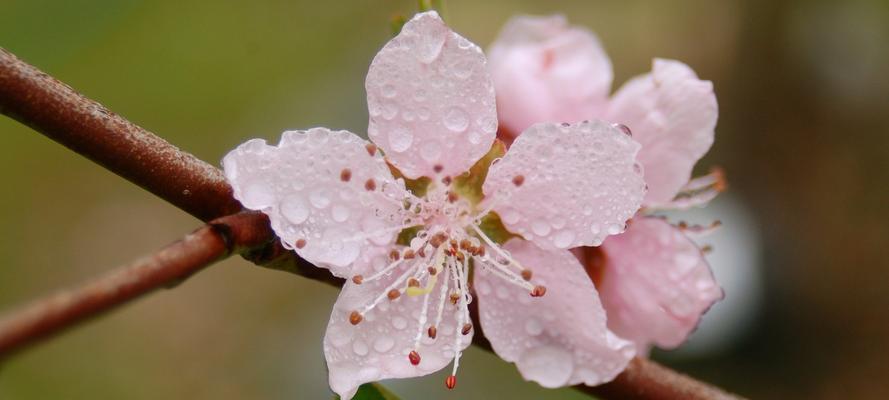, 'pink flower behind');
223,12,649,398
489,14,724,355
